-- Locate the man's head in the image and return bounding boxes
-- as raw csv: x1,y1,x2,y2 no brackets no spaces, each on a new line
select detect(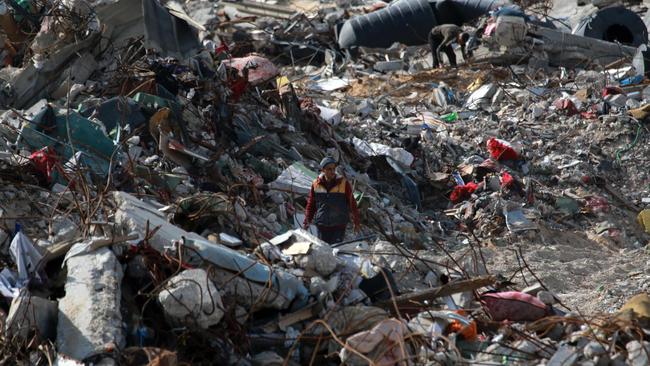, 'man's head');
320,156,338,181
